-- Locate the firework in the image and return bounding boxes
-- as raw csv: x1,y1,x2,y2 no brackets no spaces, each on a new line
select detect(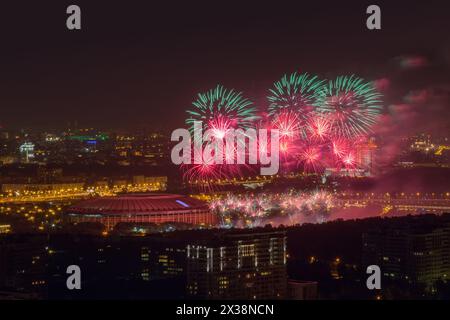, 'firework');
210,191,335,227
184,85,259,186
180,140,257,190
315,75,383,138
181,143,223,183
307,114,332,141
181,145,244,187
186,85,258,132
271,110,302,140
299,144,322,172
180,73,383,184
341,152,356,167
330,137,349,159
267,72,324,119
